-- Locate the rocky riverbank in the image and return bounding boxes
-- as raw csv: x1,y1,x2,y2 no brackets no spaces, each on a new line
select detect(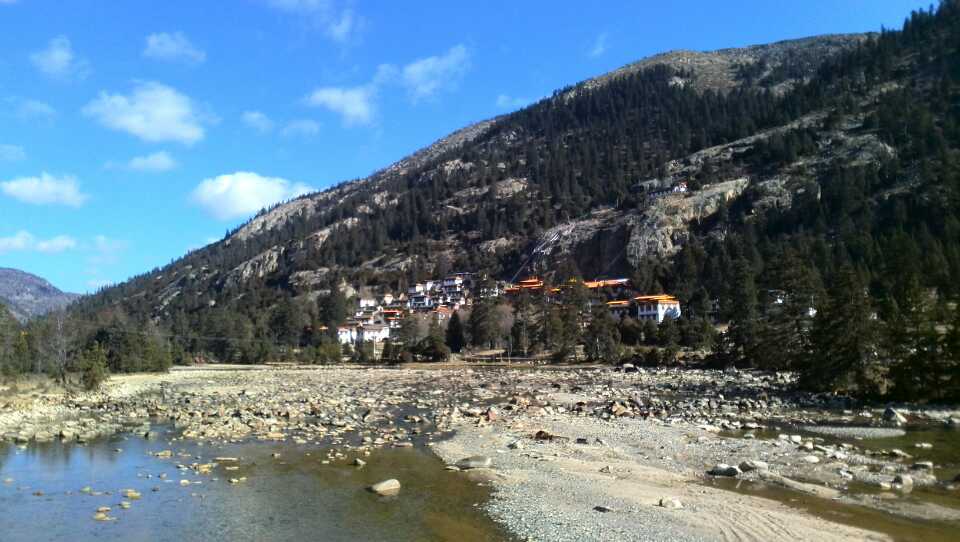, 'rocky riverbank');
2,365,959,541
